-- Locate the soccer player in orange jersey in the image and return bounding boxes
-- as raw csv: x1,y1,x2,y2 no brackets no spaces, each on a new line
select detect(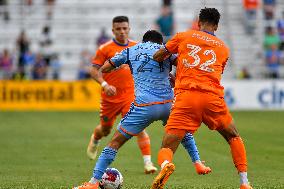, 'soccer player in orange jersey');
151,8,253,189
87,16,157,174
